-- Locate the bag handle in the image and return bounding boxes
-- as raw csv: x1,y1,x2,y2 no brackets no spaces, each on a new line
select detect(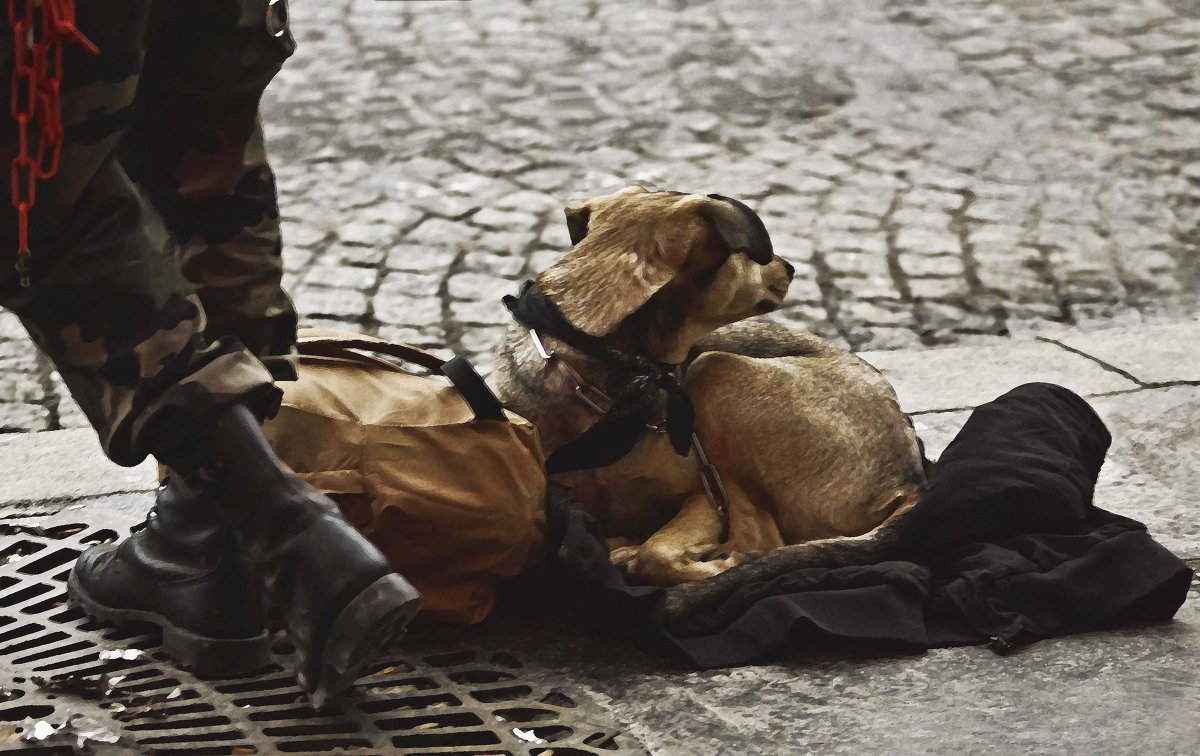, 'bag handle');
297,335,507,423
